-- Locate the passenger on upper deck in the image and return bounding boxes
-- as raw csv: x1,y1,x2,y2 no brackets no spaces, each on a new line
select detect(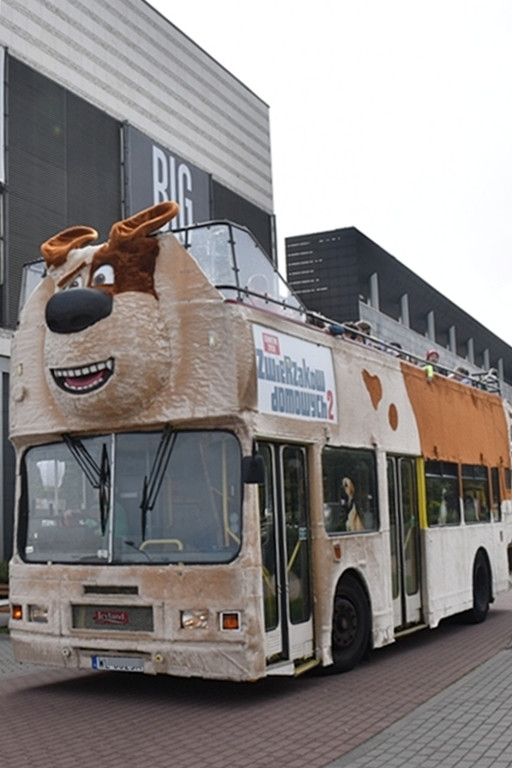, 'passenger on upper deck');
355,320,372,341
423,349,440,382
387,341,404,358
340,321,360,341
342,320,372,345
480,368,500,392
448,365,471,385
